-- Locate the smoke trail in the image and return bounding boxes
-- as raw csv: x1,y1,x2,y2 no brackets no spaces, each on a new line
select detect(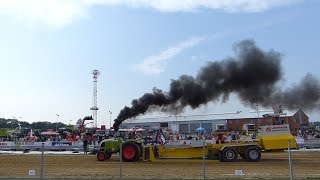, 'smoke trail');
270,73,320,110
113,39,320,131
